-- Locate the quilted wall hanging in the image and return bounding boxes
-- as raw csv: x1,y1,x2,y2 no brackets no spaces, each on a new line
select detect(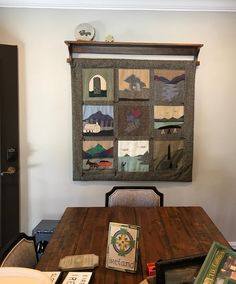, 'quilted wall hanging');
65,41,202,181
